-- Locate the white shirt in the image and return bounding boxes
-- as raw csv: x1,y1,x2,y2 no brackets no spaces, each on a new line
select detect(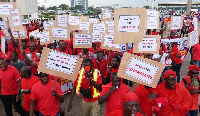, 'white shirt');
153,53,167,64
